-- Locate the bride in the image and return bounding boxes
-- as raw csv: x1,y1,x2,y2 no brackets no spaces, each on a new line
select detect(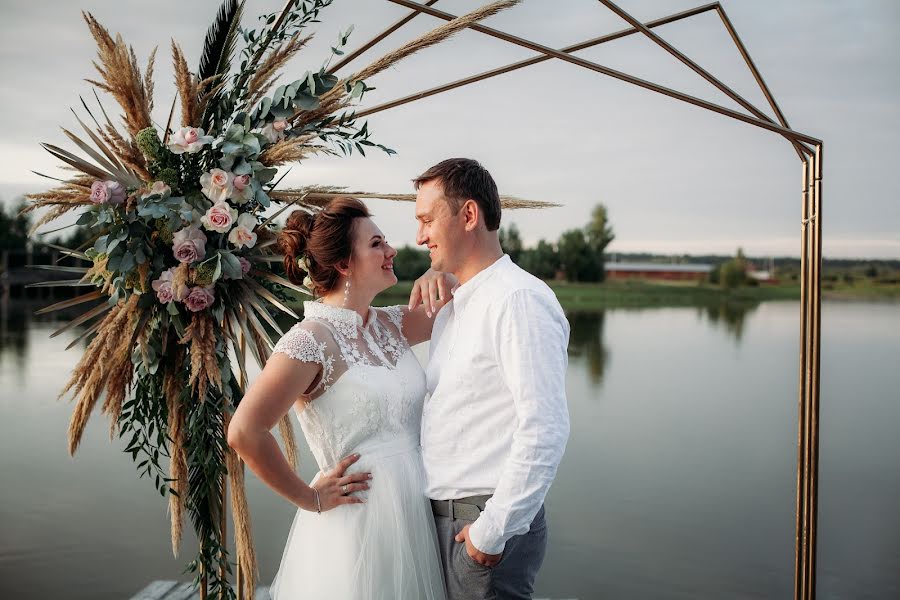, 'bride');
227,197,453,599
